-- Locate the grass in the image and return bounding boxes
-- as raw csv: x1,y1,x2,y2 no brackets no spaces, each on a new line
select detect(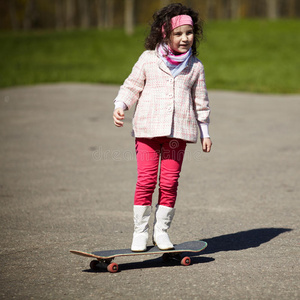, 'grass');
0,20,299,93
201,19,300,93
